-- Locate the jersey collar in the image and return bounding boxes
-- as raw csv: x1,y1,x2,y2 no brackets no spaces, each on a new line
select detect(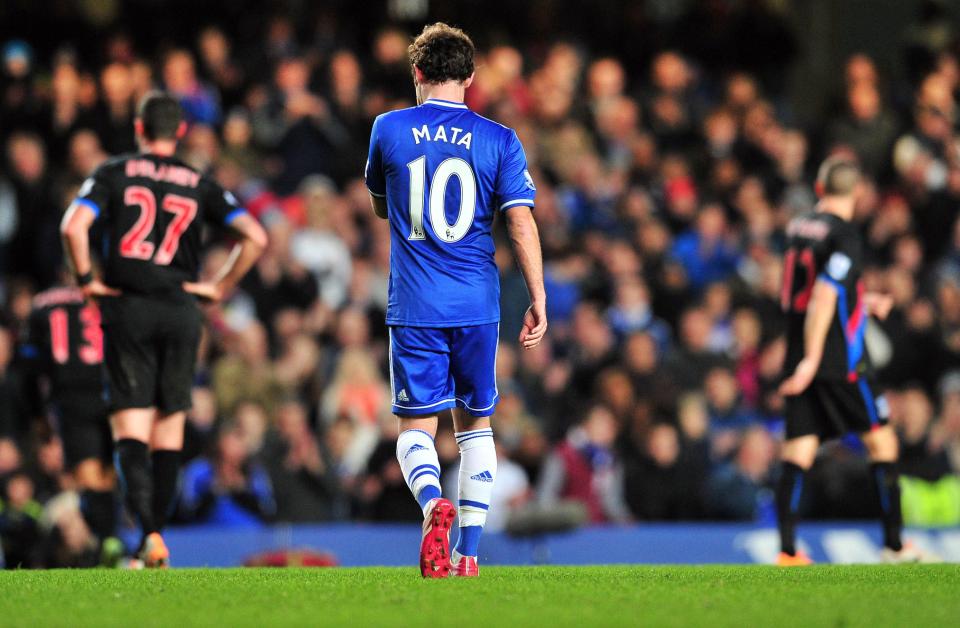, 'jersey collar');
422,98,469,109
